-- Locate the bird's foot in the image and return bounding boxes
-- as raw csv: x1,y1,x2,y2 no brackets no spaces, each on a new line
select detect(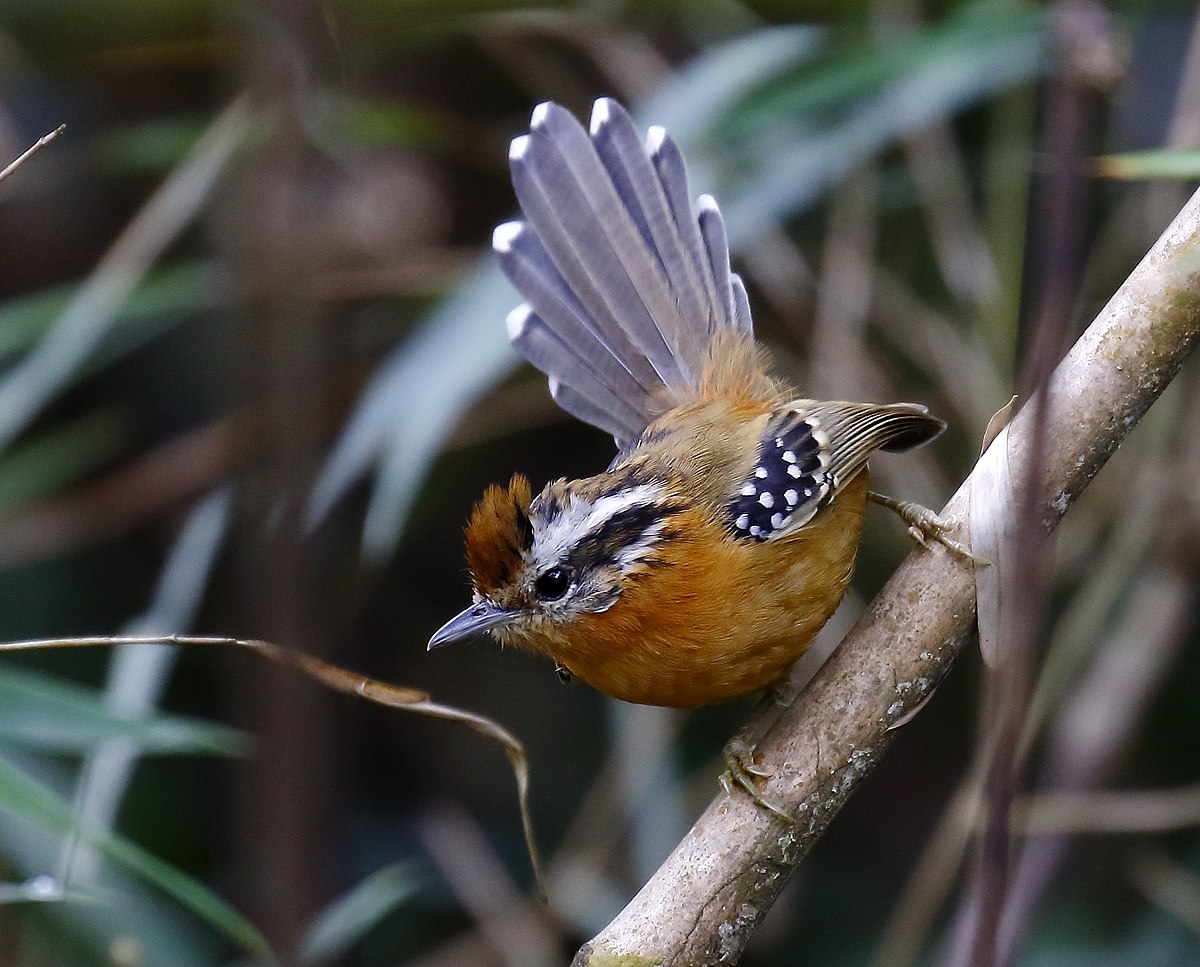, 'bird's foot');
868,492,988,564
720,736,793,823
